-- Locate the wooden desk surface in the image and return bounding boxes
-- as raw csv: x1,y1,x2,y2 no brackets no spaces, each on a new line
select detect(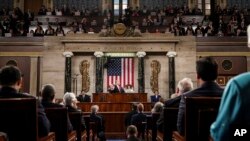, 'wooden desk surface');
77,102,153,112
92,93,147,103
